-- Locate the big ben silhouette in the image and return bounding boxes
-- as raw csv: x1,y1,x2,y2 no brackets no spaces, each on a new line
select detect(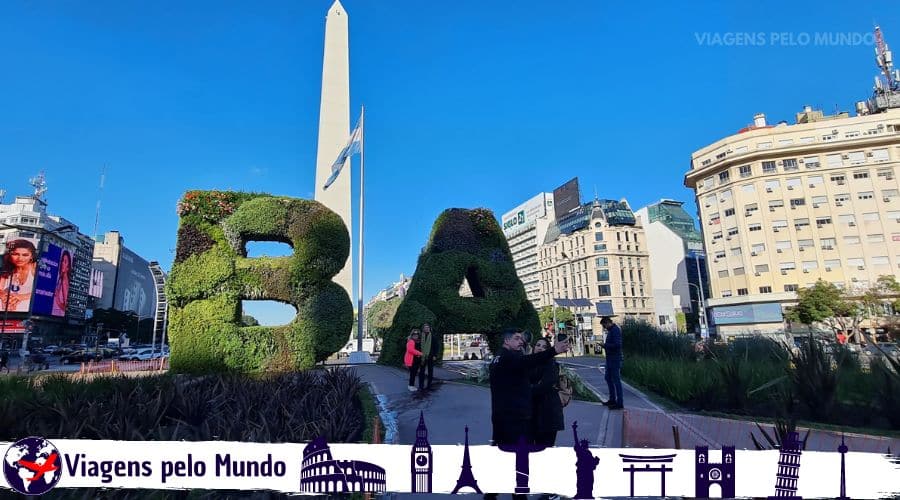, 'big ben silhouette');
411,411,433,493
